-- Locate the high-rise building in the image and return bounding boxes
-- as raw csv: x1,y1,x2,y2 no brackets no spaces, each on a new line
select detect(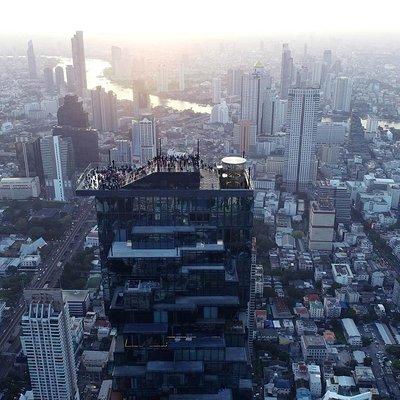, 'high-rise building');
234,120,257,155
76,154,254,399
262,89,286,135
311,61,327,86
178,63,185,91
308,199,335,251
55,66,66,89
132,79,151,118
53,95,99,170
212,76,222,104
227,69,243,97
21,289,79,400
27,40,37,79
43,67,54,91
241,61,271,135
280,43,293,100
15,136,45,191
40,135,75,201
132,114,157,164
71,31,87,96
90,86,118,132
66,65,76,92
323,49,332,68
111,46,122,77
210,100,230,124
284,87,320,192
109,139,132,165
157,65,168,92
333,77,352,113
